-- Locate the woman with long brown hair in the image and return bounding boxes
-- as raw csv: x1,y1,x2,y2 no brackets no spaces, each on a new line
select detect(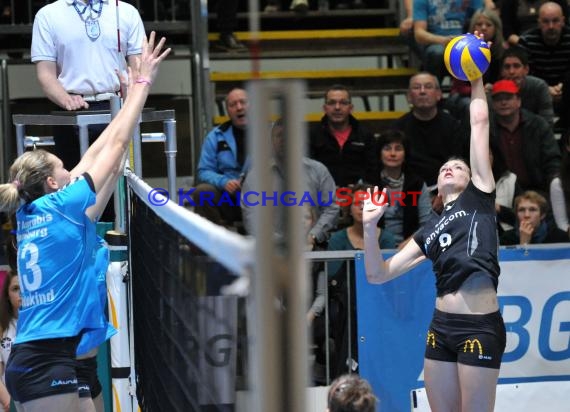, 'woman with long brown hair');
0,271,20,411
